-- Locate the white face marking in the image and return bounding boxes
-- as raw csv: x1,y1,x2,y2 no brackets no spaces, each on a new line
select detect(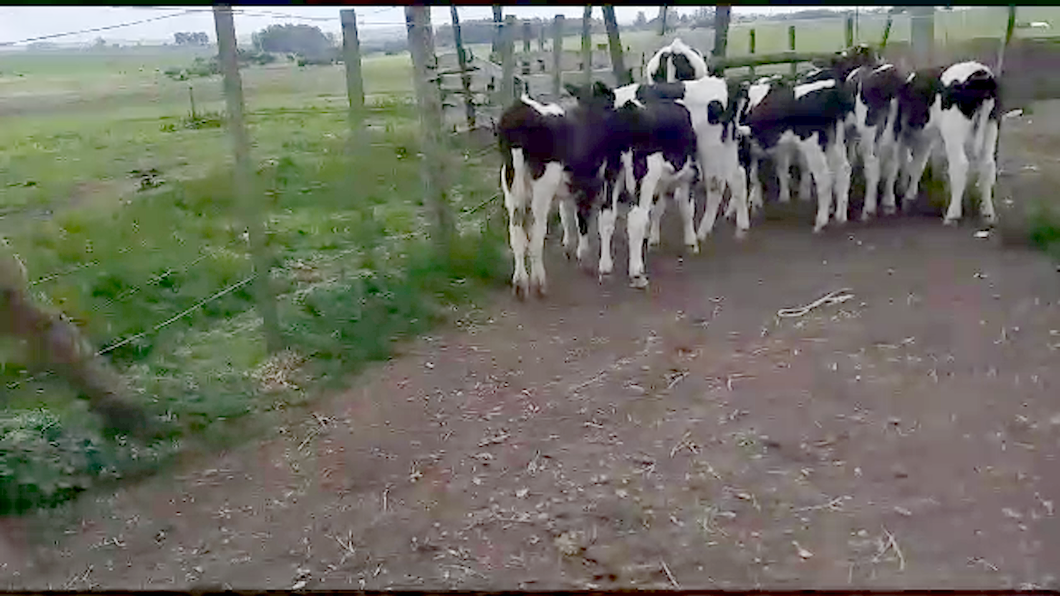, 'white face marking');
521,94,564,116
846,66,863,82
906,71,917,83
873,63,895,73
748,83,771,109
794,78,836,99
941,61,991,85
613,83,639,108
